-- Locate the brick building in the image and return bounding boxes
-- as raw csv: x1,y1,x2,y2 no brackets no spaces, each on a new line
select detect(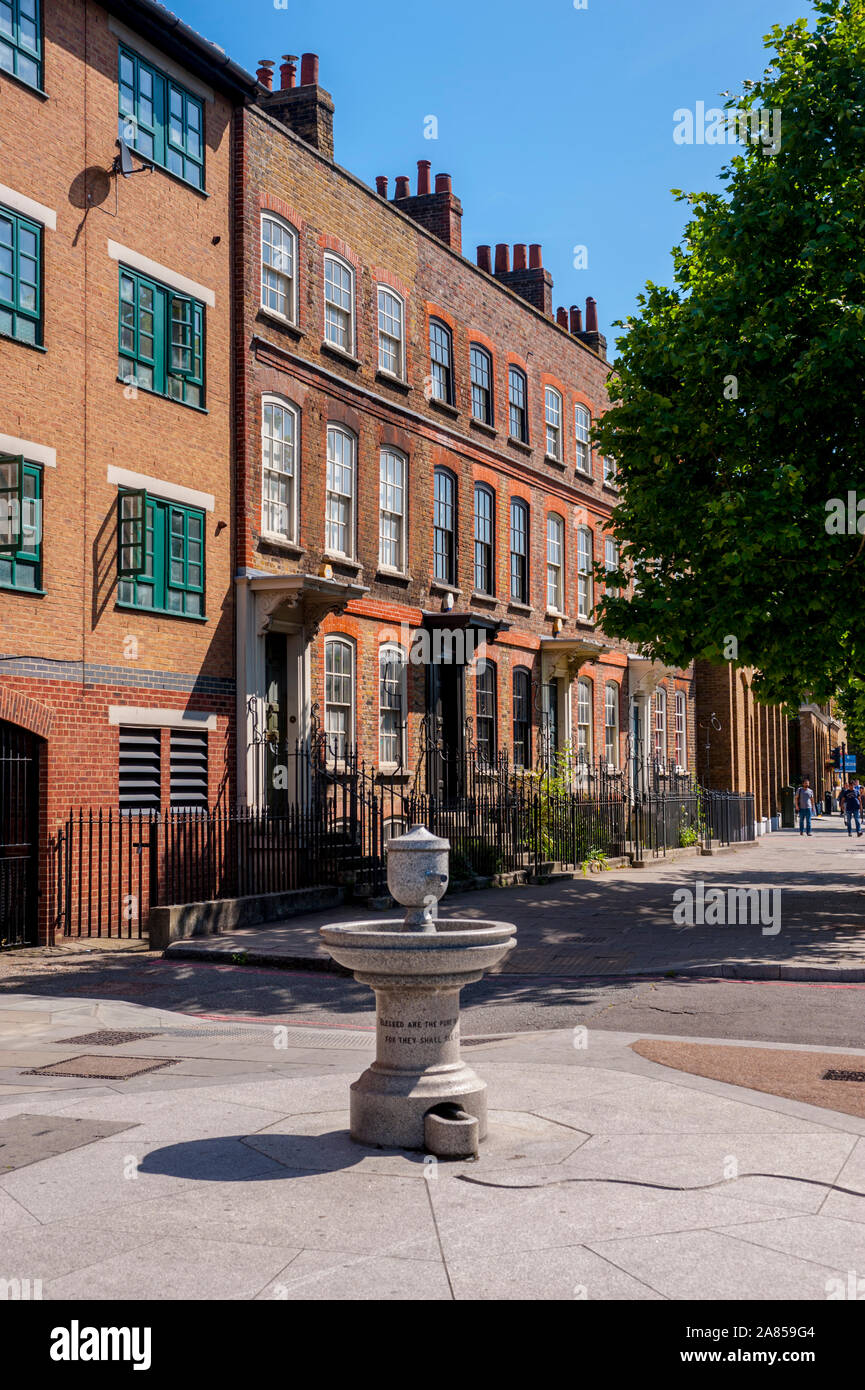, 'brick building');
0,0,258,943
233,55,697,810
694,662,792,826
